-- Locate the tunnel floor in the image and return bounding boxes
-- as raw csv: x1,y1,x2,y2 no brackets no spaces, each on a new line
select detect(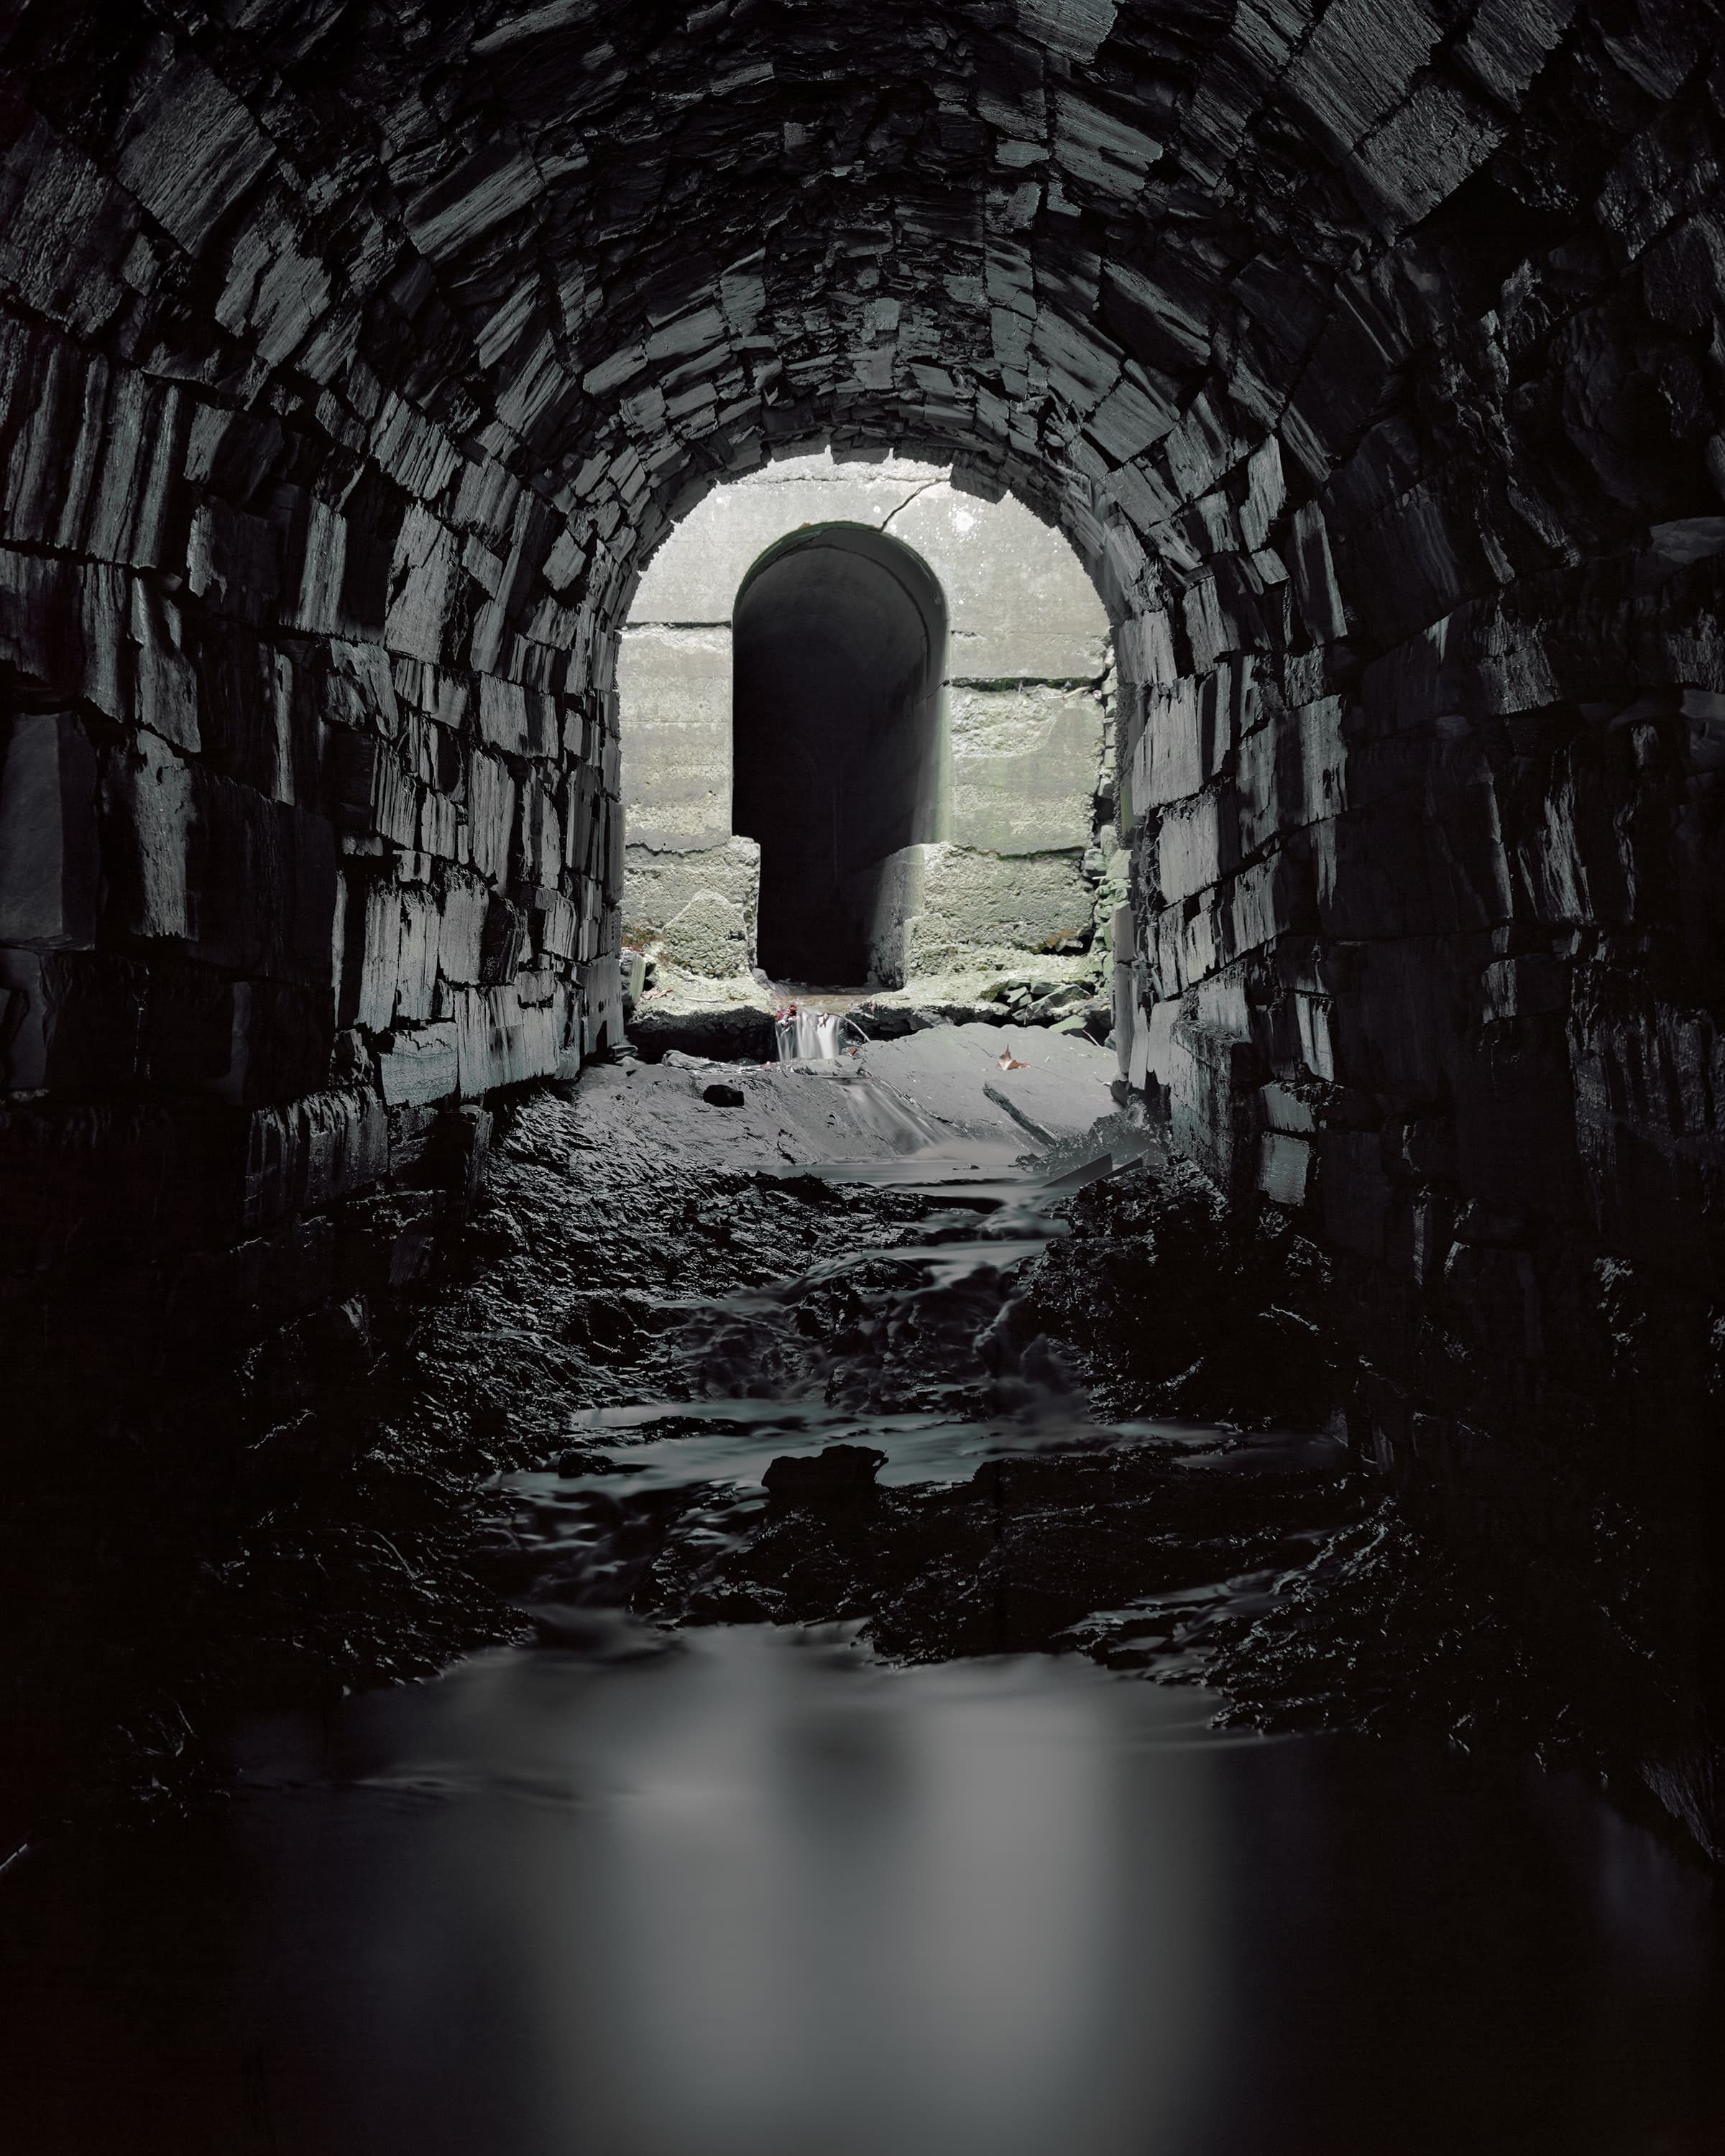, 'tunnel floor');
4,1037,1721,2152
